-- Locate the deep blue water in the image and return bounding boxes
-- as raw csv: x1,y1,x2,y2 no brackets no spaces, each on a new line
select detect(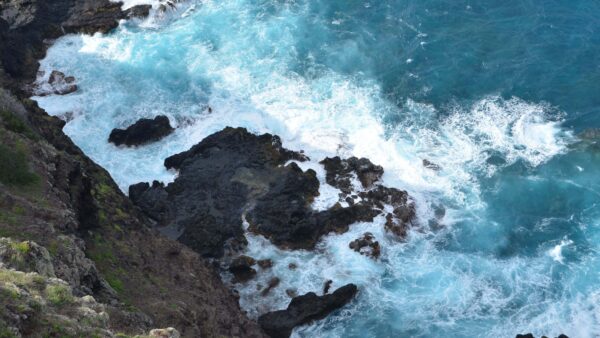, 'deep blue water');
34,1,600,337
